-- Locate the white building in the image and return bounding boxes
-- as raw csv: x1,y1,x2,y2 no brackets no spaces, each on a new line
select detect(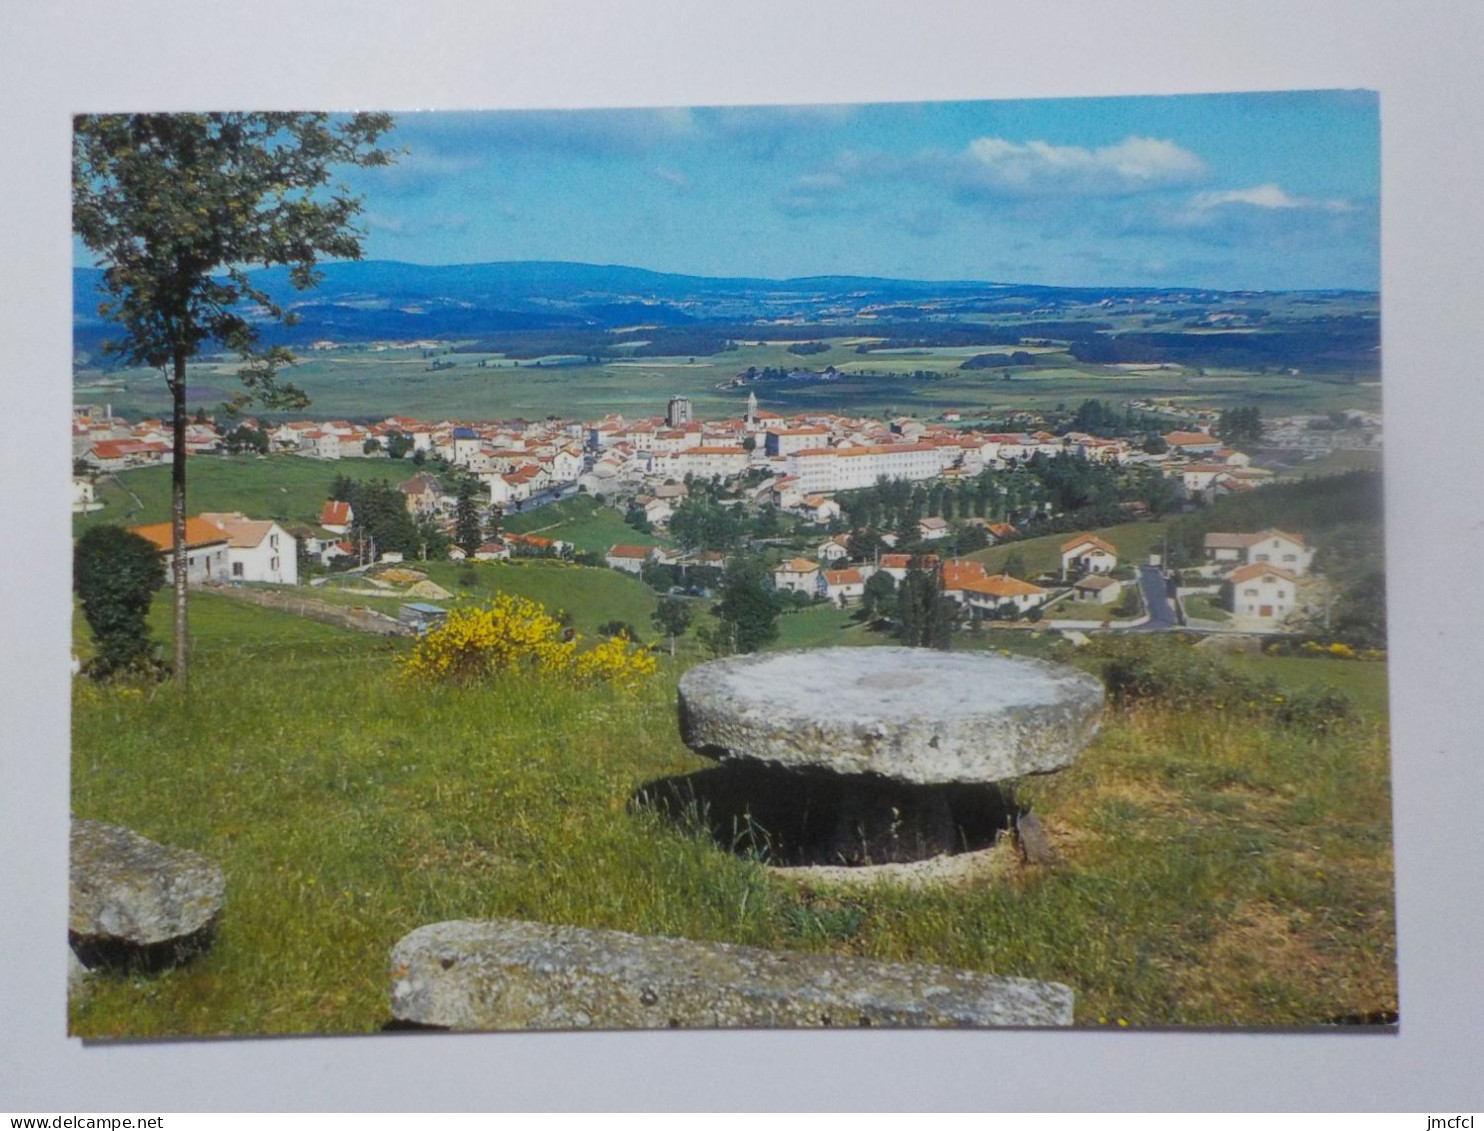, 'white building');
199,512,298,585
605,544,653,574
129,518,231,587
1060,535,1118,579
773,558,821,595
1227,563,1301,625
